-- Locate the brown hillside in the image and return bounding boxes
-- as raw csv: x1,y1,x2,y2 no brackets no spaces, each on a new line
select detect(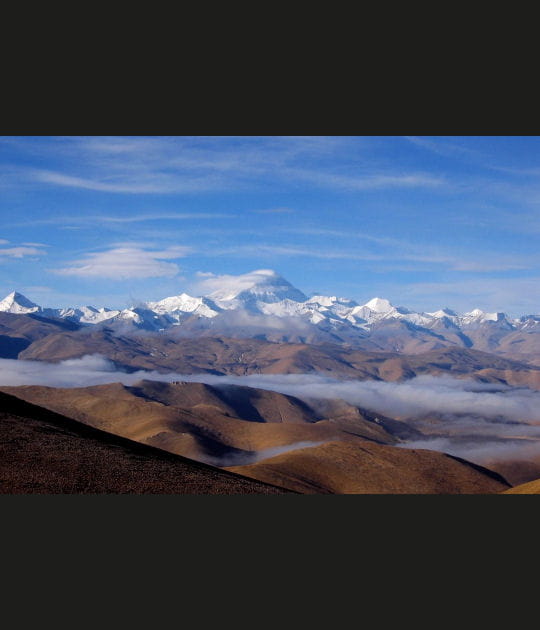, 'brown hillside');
227,440,510,494
0,312,79,358
16,331,540,390
0,381,396,466
502,478,540,494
